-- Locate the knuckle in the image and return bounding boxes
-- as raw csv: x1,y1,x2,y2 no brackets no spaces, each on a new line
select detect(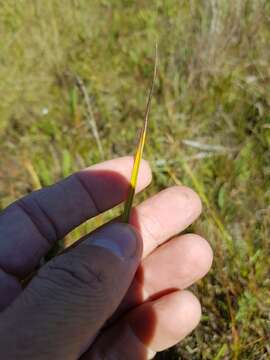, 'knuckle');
16,196,58,245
